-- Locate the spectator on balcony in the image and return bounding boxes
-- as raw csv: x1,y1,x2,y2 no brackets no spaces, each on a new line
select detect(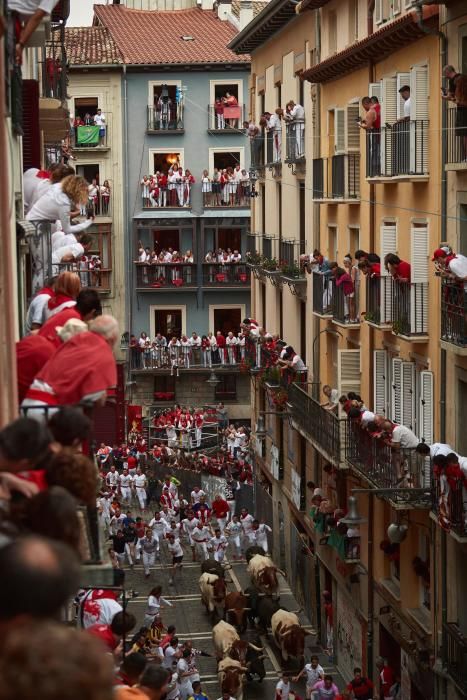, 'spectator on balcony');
359,96,381,176
358,258,380,278
284,100,305,159
141,176,151,208
381,420,419,450
38,288,102,347
443,67,467,159
24,163,75,213
223,91,239,128
240,169,250,203
397,85,411,122
416,441,454,459
226,332,238,365
52,229,93,272
212,168,222,206
44,270,80,321
268,108,283,162
216,331,227,365
201,170,212,206
355,249,380,264
432,247,467,286
343,255,360,323
9,0,61,64
100,180,111,215
277,346,306,379
214,97,225,129
24,275,56,333
94,108,106,146
321,385,339,412
27,174,94,235
201,335,212,368
384,254,411,282
22,315,118,415
332,266,355,323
